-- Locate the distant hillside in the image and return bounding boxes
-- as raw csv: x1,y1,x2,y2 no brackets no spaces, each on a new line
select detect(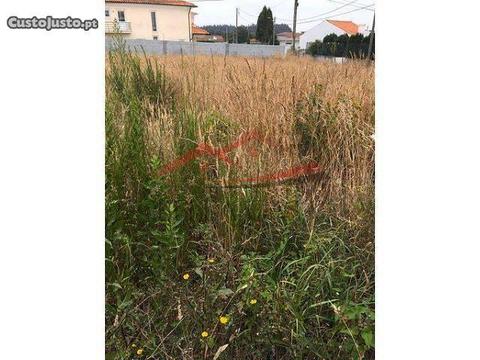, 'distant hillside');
202,24,292,36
